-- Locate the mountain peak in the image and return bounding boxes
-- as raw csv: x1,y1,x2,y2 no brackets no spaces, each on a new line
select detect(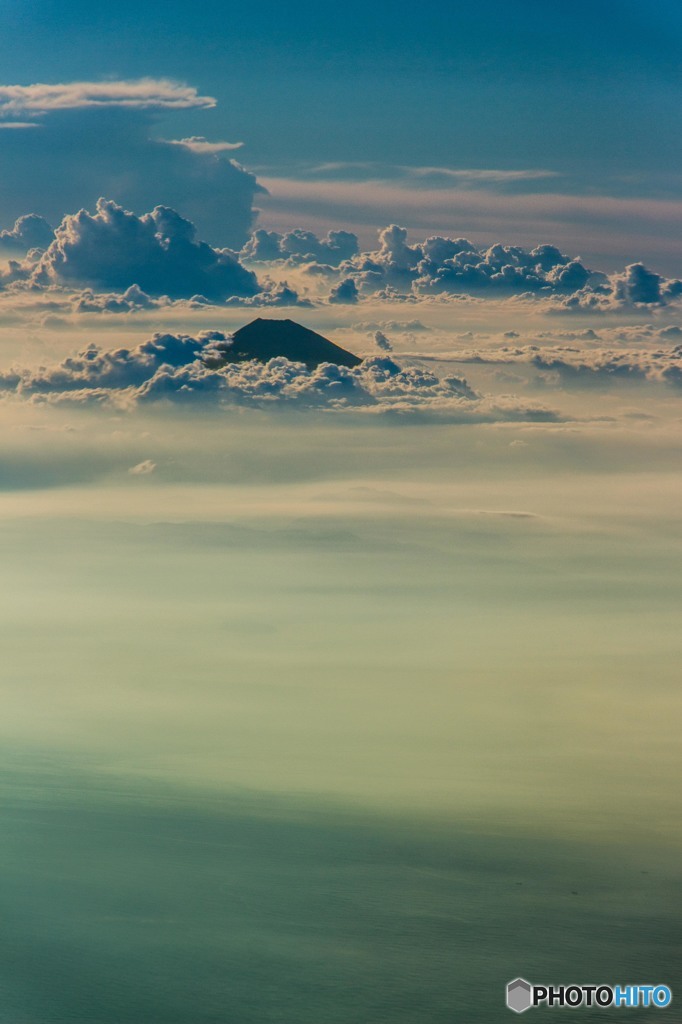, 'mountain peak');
225,318,362,369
